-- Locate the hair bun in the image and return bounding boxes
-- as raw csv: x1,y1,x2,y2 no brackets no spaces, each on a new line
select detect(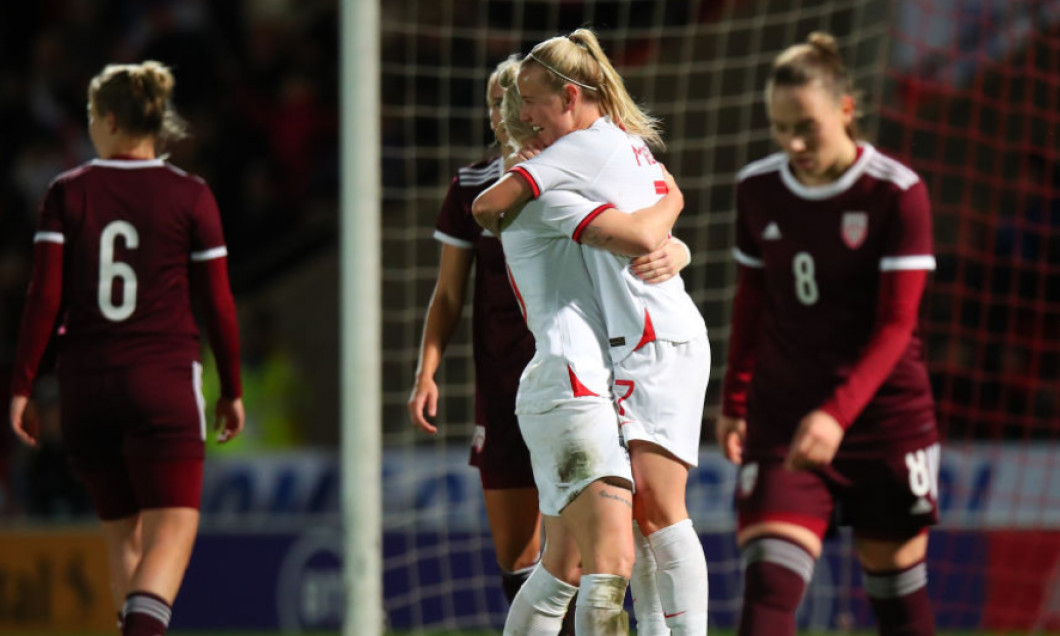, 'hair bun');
807,31,840,57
